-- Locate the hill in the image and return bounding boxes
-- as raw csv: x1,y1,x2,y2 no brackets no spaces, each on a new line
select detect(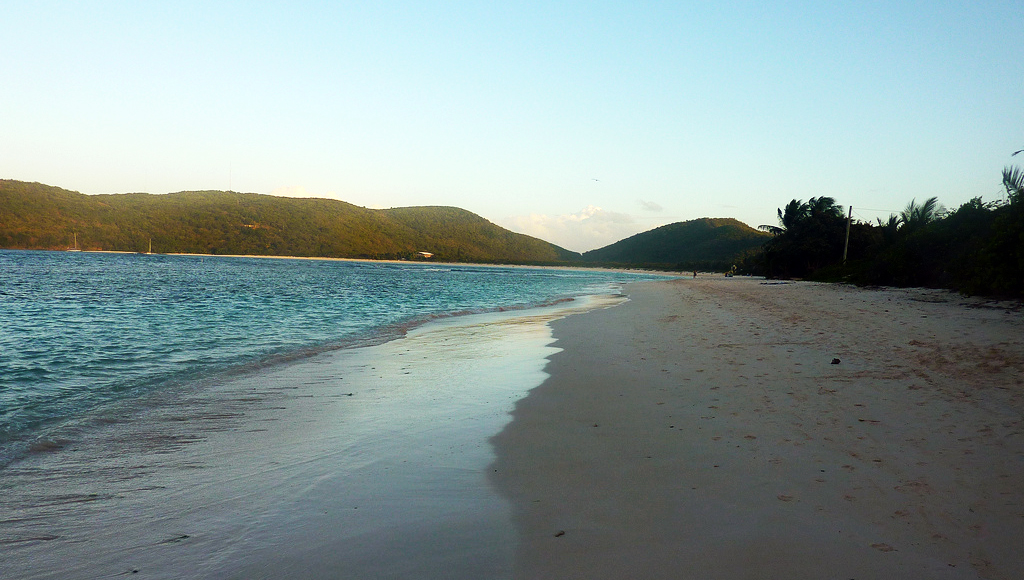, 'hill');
0,180,580,264
581,217,769,269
